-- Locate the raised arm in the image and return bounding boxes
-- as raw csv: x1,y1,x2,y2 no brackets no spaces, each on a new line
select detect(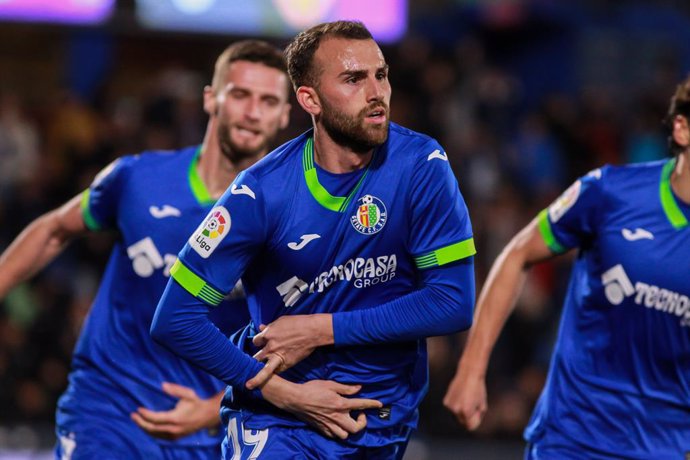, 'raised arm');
442,218,555,430
0,194,87,299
